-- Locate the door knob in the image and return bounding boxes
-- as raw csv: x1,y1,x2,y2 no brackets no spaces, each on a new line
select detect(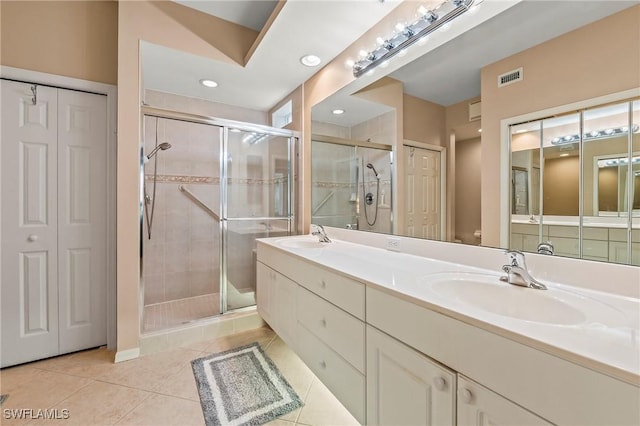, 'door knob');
433,376,446,391
27,234,38,242
459,388,473,404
